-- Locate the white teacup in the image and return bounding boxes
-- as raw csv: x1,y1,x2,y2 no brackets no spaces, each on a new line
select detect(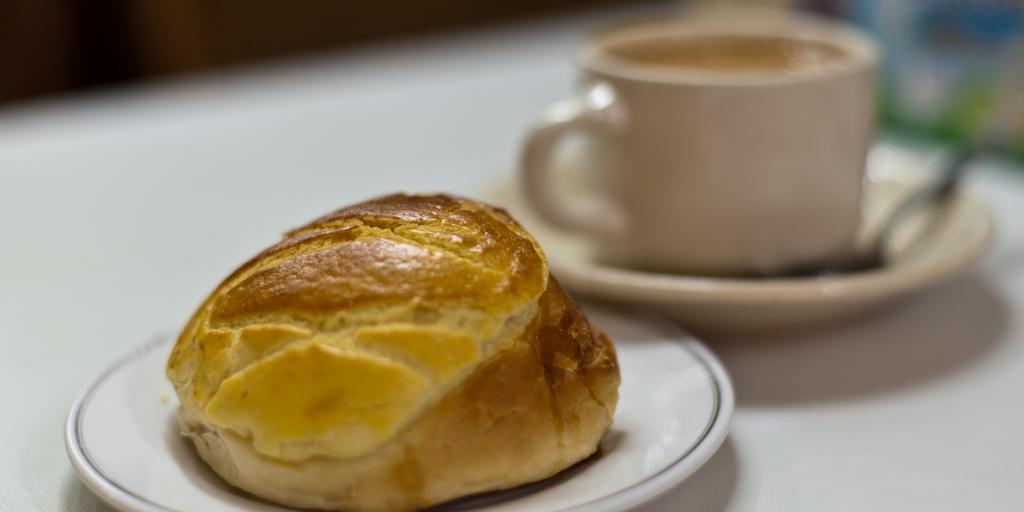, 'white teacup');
521,13,878,276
